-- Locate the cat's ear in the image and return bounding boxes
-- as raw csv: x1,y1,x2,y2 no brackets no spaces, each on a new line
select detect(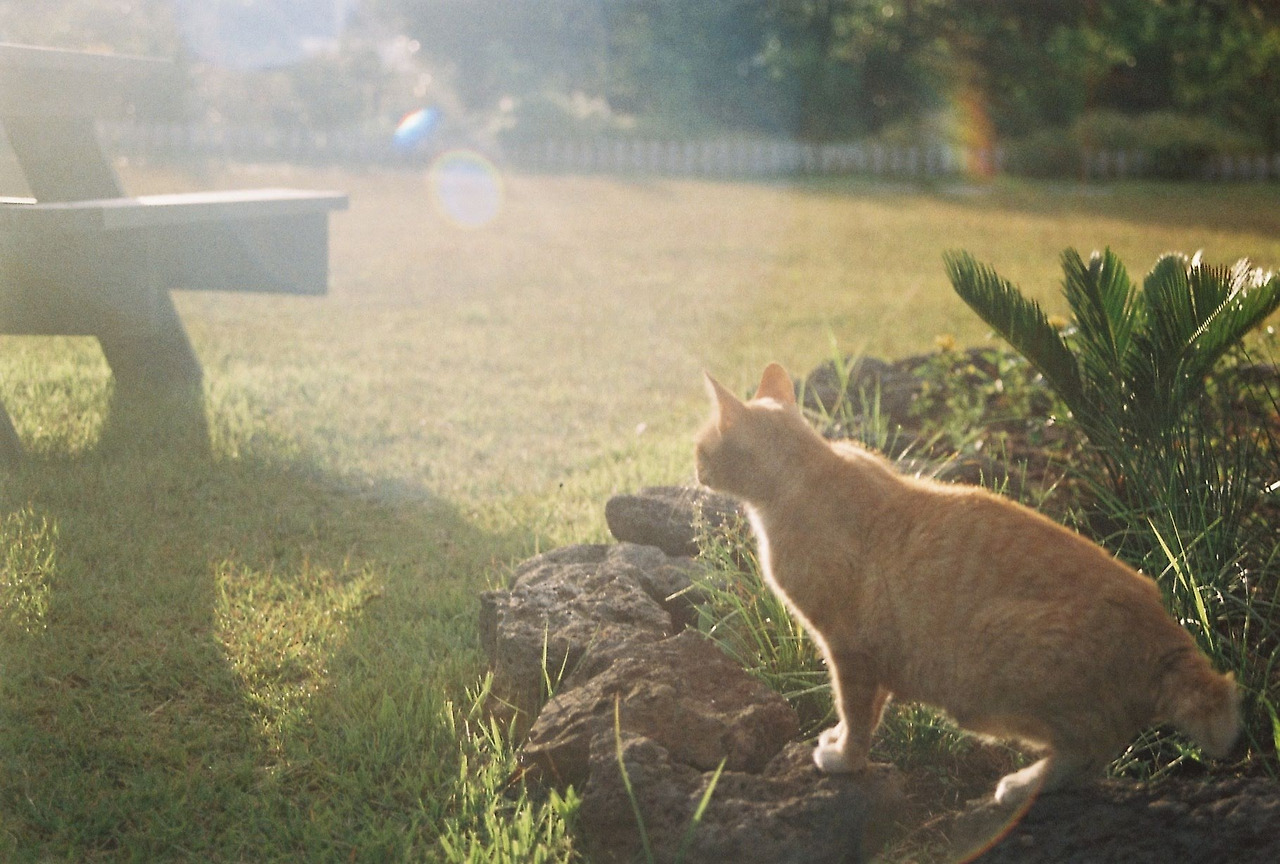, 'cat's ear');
704,372,747,430
754,362,796,407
